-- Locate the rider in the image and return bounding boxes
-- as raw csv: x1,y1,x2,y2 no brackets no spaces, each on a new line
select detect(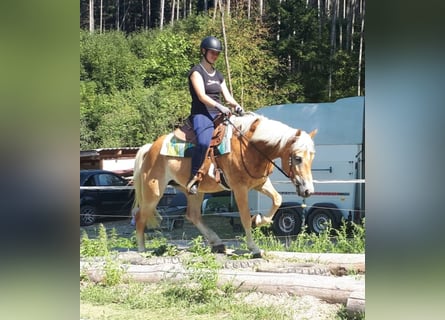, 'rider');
186,36,244,195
